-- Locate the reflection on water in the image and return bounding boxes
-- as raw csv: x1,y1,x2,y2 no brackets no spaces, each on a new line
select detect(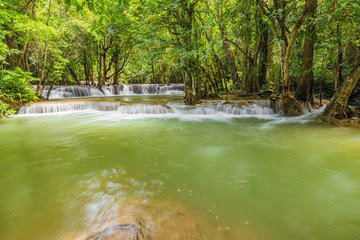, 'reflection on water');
0,96,360,240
